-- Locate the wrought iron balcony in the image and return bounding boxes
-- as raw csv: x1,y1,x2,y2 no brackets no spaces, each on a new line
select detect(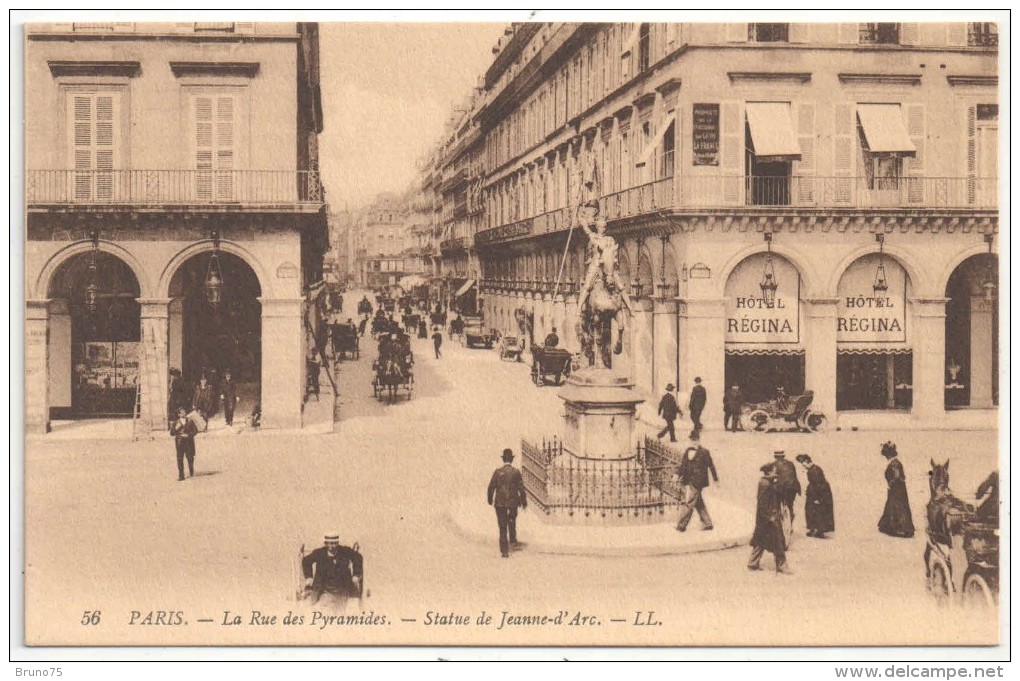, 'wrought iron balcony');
27,169,324,208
